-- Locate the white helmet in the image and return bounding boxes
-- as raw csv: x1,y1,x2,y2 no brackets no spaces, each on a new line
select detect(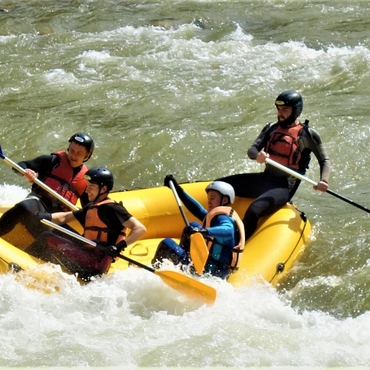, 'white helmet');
205,181,235,204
